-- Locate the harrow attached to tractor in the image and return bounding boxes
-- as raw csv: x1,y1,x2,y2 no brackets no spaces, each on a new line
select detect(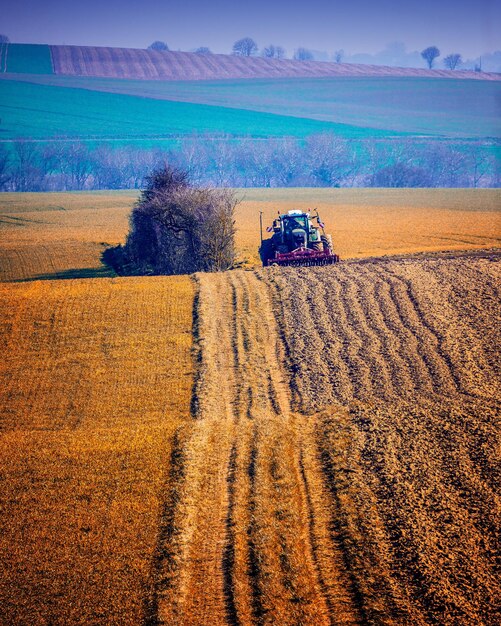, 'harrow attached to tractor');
259,209,340,267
